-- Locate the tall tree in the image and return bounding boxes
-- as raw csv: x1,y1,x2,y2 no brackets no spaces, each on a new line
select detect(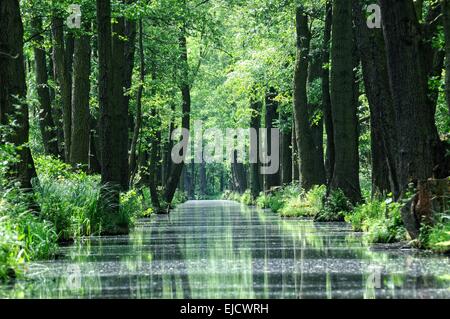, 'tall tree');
129,19,144,184
111,7,129,190
280,121,292,185
379,0,449,196
31,15,59,157
0,0,38,190
249,98,262,198
322,0,335,185
70,22,91,167
293,6,326,192
97,0,124,233
164,30,191,205
353,0,397,197
330,0,361,204
442,0,450,114
264,87,280,190
51,16,72,162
